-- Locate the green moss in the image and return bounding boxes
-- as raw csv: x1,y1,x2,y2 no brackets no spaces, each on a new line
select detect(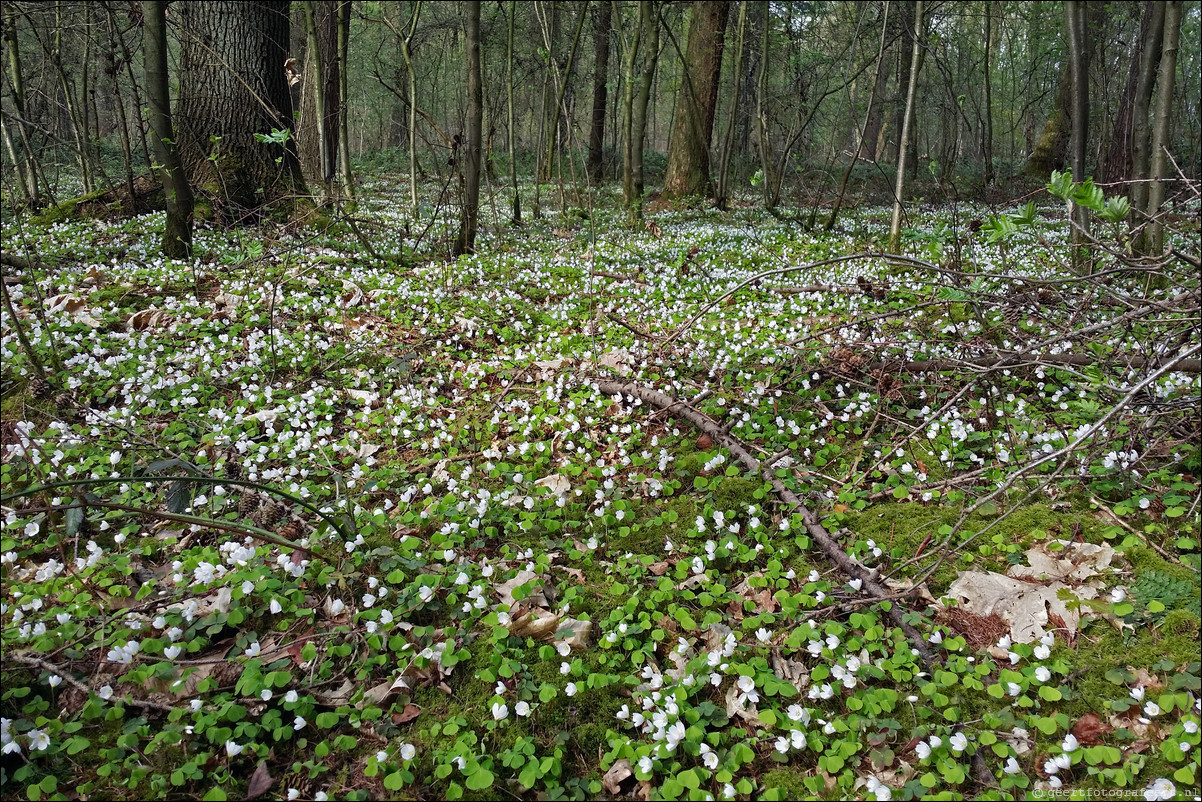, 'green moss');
760,768,816,801
1162,608,1201,639
1124,547,1199,584
712,476,760,513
